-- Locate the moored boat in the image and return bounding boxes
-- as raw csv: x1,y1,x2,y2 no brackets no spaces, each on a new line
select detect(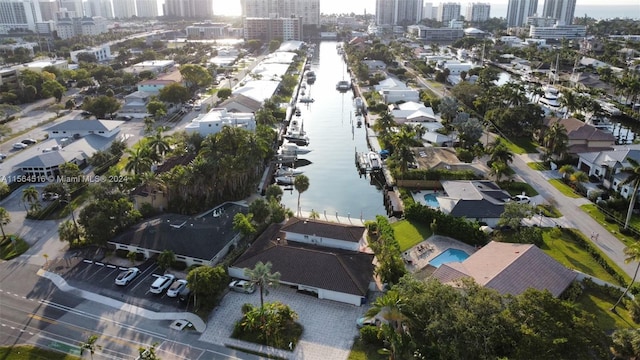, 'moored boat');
279,142,312,155
275,166,304,177
336,80,351,91
369,151,382,171
275,176,296,185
